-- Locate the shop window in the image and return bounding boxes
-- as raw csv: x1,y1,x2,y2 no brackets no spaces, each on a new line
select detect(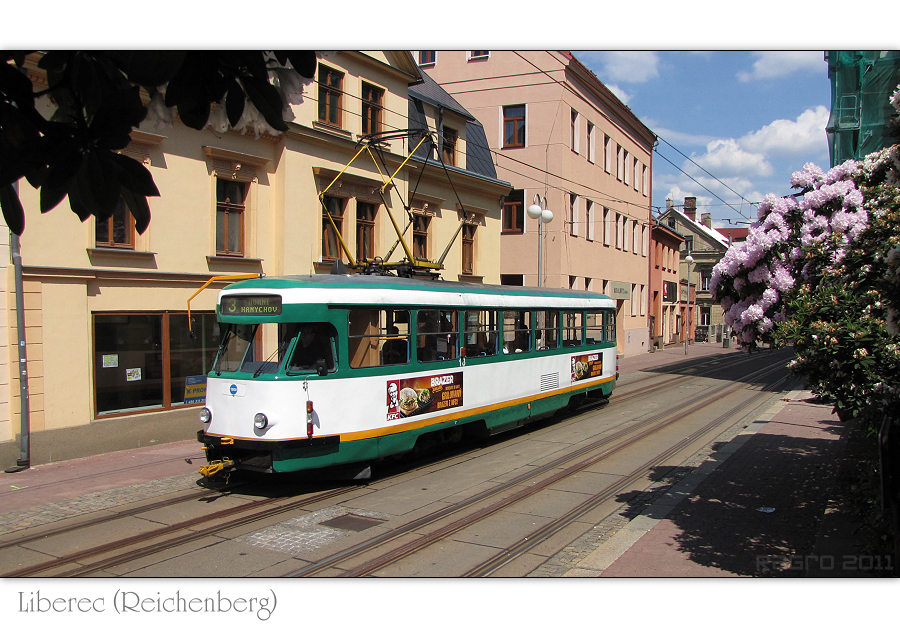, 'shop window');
94,312,219,416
